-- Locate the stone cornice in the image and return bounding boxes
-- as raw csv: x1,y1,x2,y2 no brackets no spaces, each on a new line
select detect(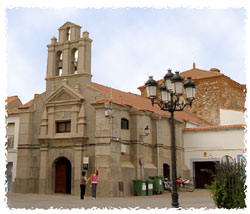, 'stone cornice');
45,73,92,81
38,136,88,143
